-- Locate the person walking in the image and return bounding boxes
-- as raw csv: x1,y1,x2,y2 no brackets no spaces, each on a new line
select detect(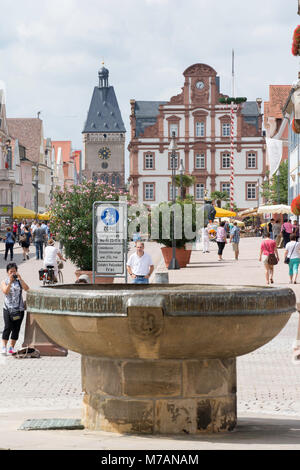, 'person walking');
3,227,15,261
126,241,154,284
202,225,210,253
20,225,32,260
272,220,282,247
12,221,18,241
1,262,29,355
216,221,227,261
230,222,240,260
281,219,293,247
292,220,300,241
284,233,300,284
259,232,280,285
33,222,46,260
268,218,275,239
